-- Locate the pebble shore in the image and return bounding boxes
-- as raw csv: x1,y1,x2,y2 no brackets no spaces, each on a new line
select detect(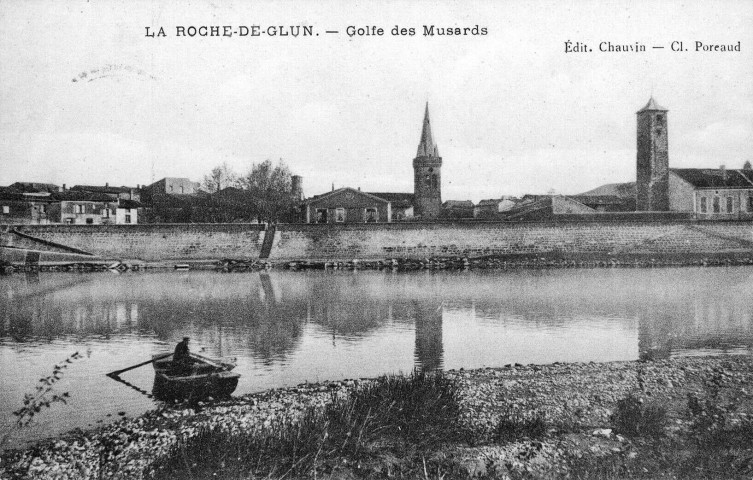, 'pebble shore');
1,355,751,479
